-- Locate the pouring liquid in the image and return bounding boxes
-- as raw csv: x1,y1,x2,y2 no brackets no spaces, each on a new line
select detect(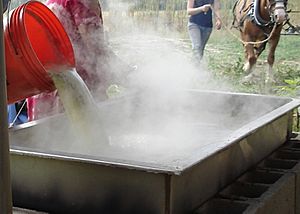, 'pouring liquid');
50,68,108,147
